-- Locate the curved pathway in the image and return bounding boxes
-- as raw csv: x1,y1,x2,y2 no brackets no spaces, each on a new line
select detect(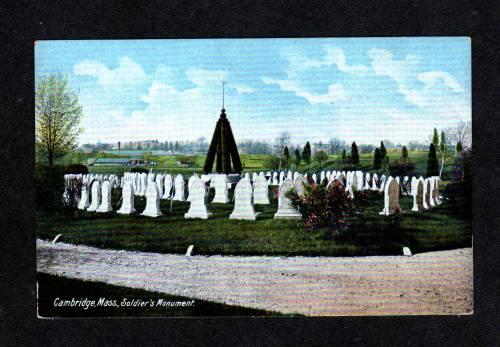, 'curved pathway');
37,240,472,316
